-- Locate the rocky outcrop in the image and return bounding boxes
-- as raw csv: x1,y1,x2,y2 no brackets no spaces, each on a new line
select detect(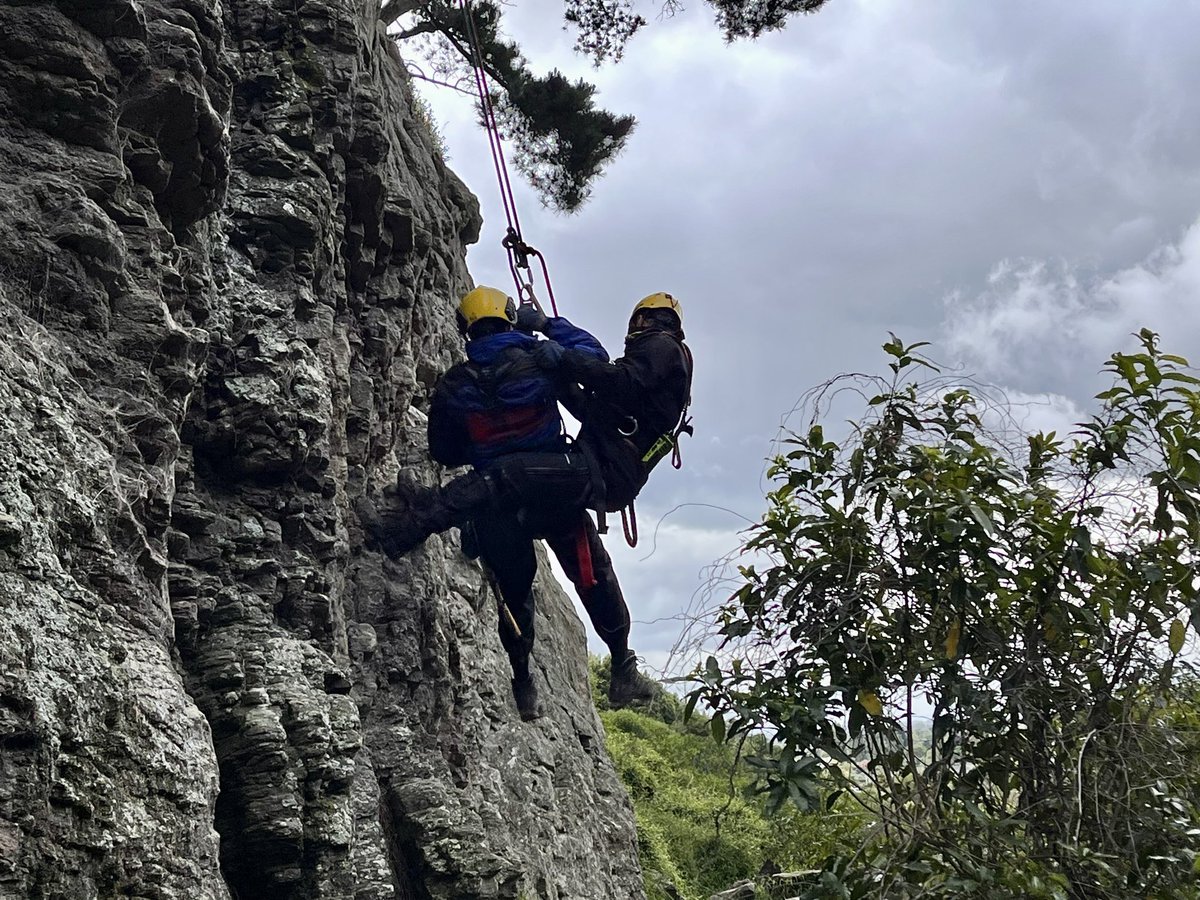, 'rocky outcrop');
0,2,643,898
